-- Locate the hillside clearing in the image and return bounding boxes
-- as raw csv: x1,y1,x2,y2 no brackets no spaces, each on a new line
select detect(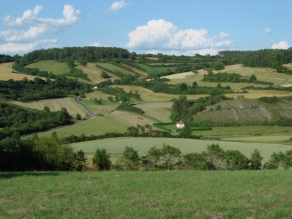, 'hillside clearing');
71,137,292,162
39,116,127,138
8,97,87,119
26,60,70,75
